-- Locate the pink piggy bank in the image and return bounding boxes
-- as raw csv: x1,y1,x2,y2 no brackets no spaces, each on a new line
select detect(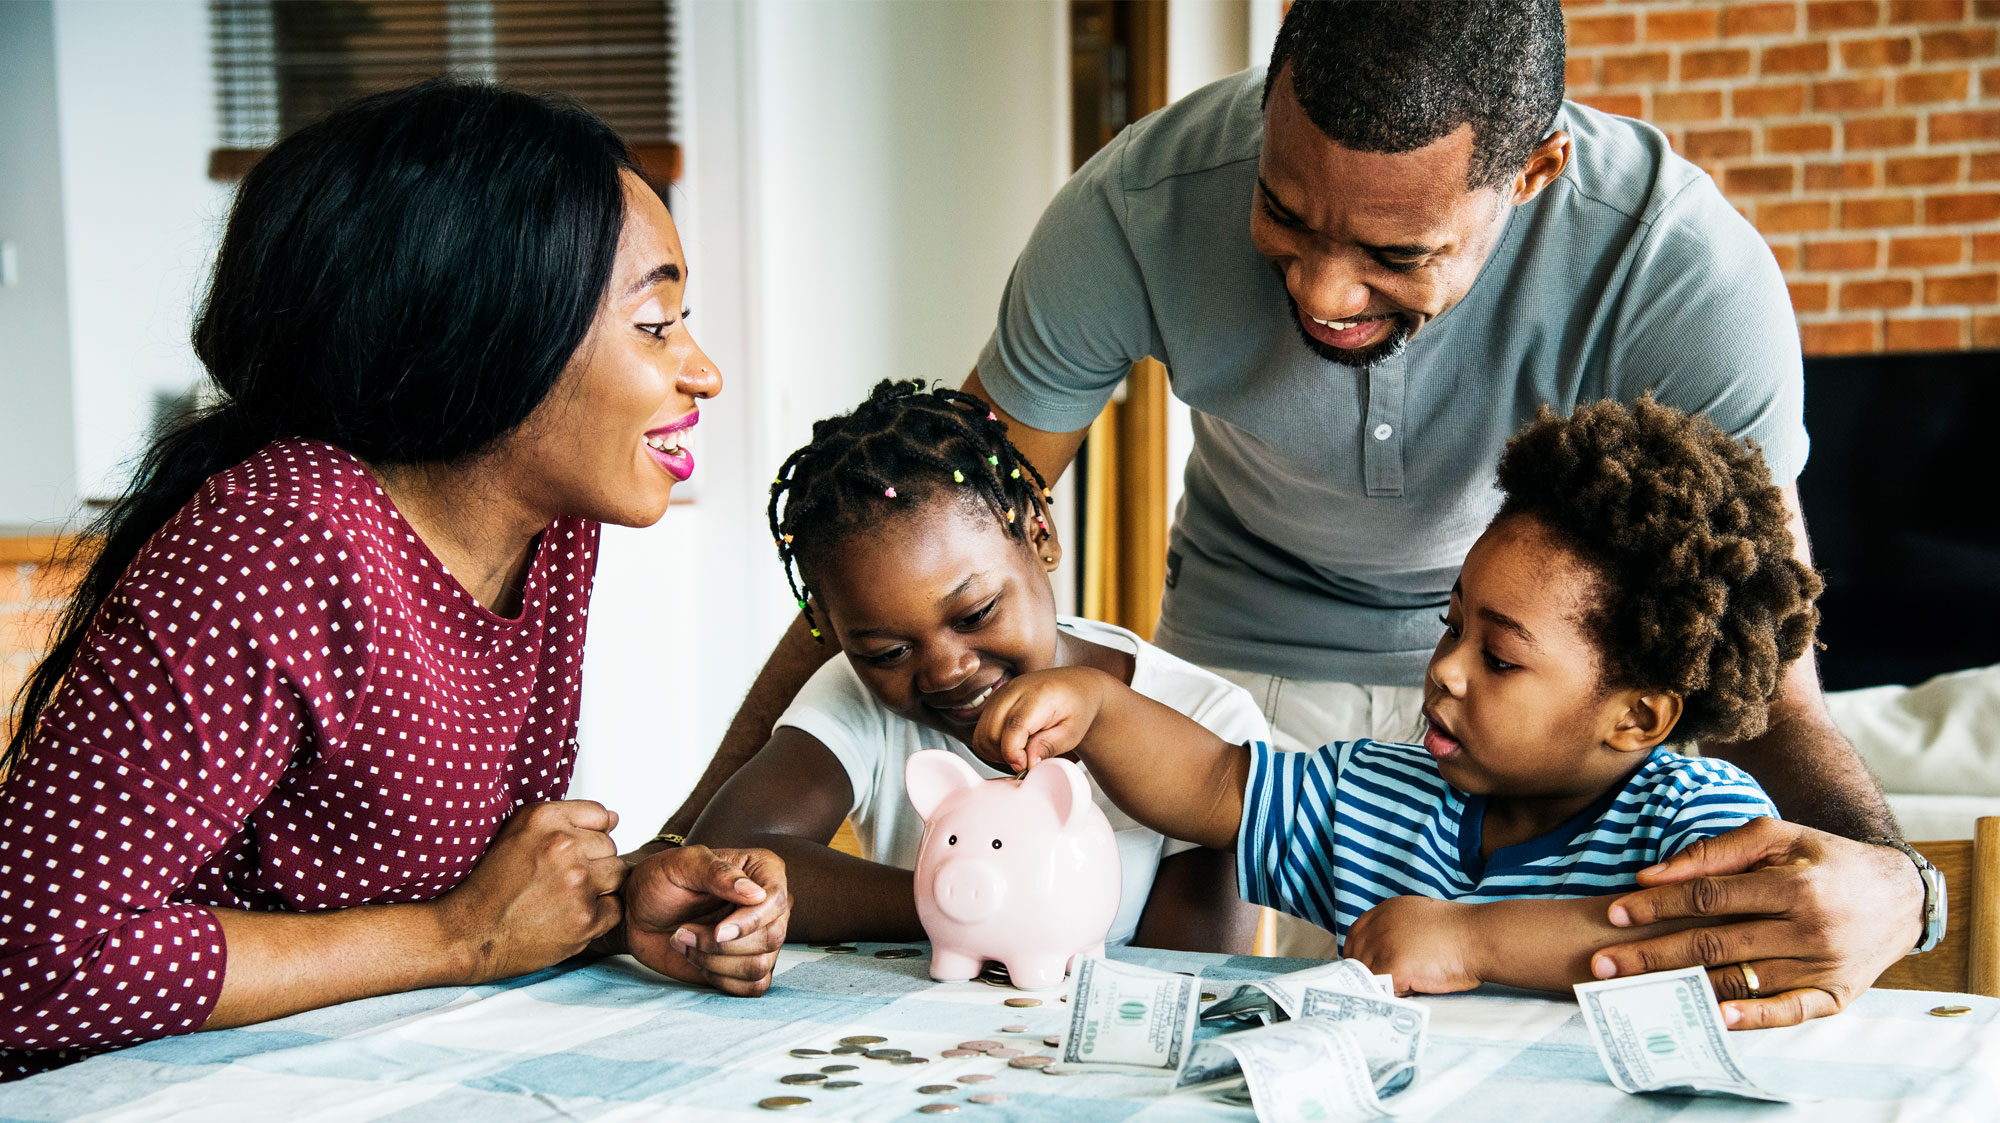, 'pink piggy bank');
906,750,1122,991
